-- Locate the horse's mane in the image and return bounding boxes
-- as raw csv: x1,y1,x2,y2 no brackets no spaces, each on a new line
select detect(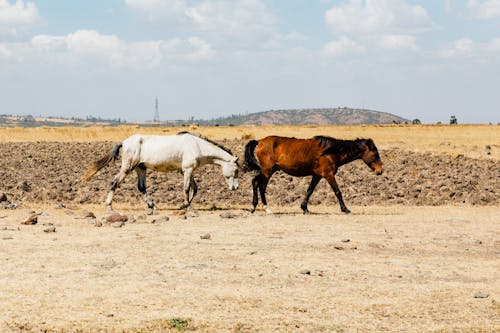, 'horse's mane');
177,131,234,155
314,135,368,156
